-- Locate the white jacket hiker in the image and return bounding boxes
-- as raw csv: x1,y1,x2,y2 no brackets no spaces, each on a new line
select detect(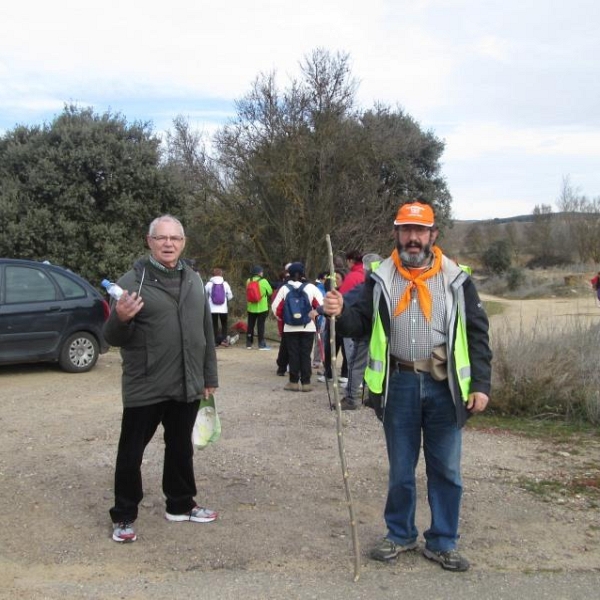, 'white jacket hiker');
205,275,233,314
271,280,323,332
